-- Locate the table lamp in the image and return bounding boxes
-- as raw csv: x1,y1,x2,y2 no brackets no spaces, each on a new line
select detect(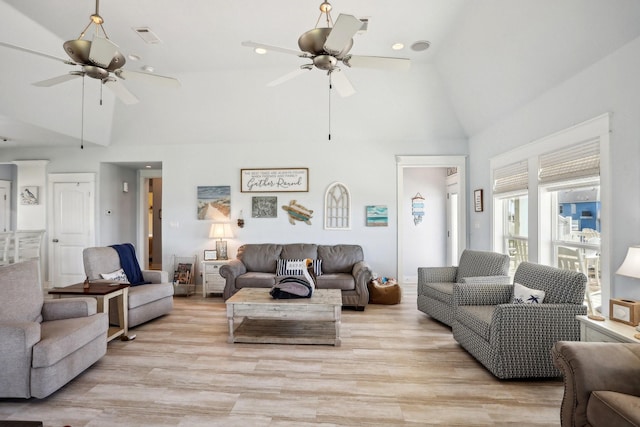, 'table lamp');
615,245,640,338
209,223,233,260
